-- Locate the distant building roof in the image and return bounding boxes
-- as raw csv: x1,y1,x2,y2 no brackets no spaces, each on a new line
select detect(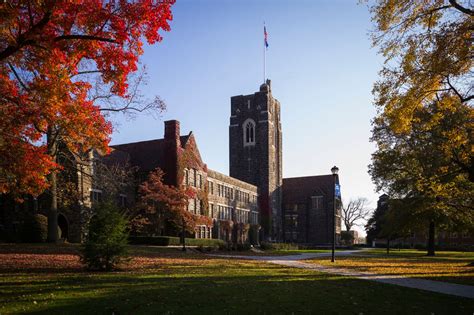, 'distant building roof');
110,135,190,172
101,147,131,166
282,175,338,204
